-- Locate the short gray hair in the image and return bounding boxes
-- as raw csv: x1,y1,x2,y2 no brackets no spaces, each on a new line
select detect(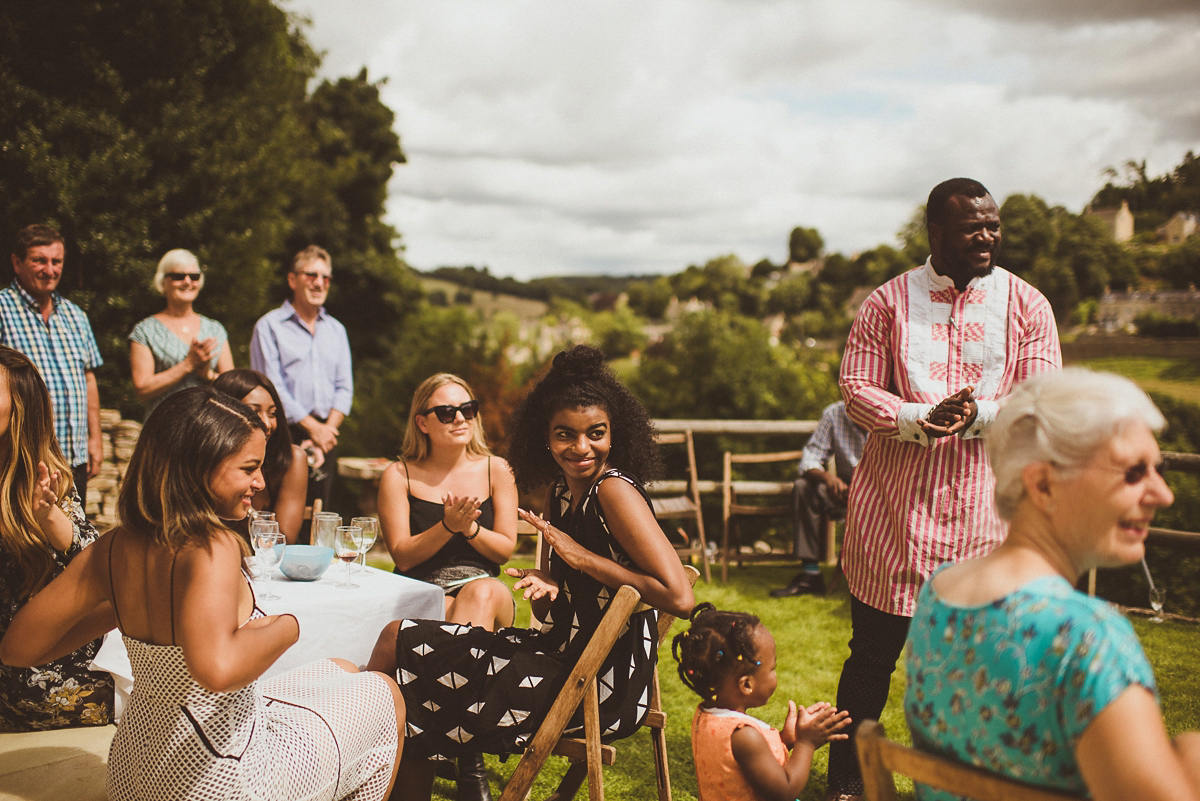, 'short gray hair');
152,249,203,294
987,368,1165,520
